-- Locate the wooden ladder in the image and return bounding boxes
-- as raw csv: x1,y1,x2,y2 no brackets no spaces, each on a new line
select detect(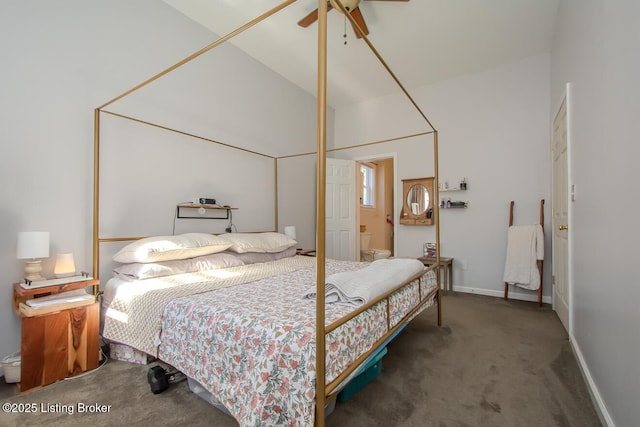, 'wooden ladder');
504,199,545,307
